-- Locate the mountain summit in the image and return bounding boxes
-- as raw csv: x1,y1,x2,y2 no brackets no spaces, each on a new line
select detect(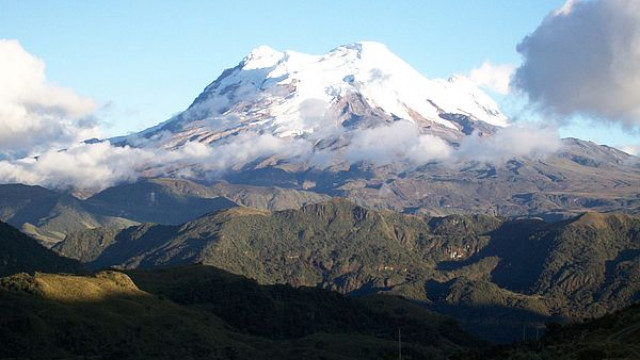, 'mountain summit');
123,41,506,149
